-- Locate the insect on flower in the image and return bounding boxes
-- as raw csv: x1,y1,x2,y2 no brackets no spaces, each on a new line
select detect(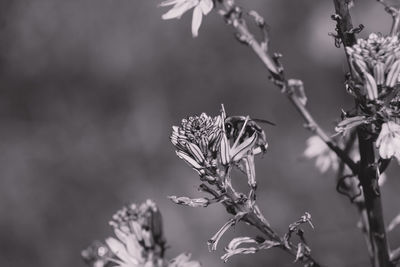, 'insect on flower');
224,116,274,155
